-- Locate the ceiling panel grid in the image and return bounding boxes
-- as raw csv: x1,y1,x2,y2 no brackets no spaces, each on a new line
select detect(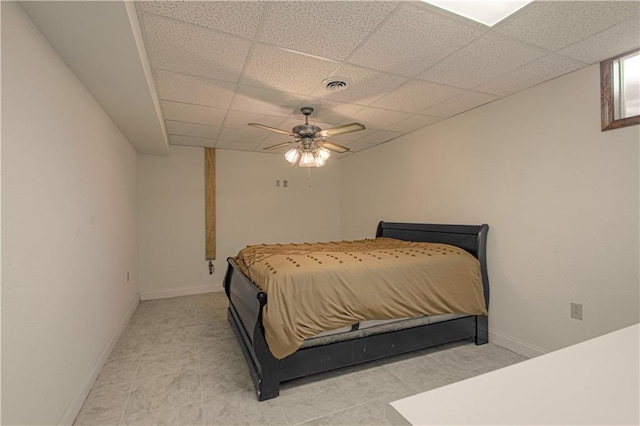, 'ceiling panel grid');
130,0,640,155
